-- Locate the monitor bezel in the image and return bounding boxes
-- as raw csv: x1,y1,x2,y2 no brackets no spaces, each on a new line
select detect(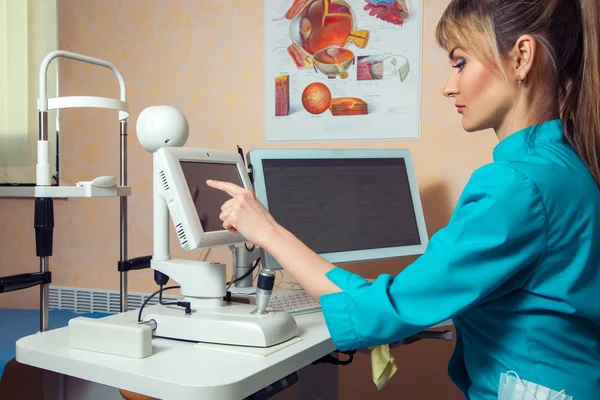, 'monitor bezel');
156,147,253,251
248,148,429,269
